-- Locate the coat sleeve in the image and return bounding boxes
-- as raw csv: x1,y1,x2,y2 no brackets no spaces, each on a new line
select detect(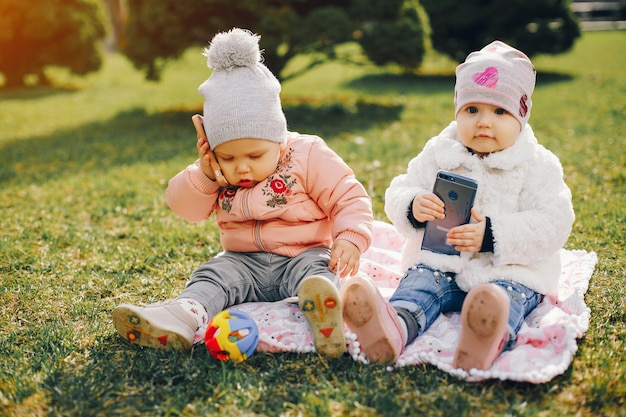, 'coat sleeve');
490,150,574,266
165,160,222,223
384,139,440,239
304,138,373,254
